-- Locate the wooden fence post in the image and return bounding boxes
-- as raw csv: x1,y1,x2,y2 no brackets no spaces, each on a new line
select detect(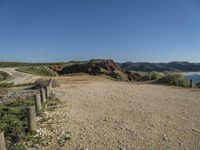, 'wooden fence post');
40,88,46,103
48,84,51,93
190,80,193,88
0,132,7,150
27,106,37,133
45,86,50,98
49,78,53,89
34,94,42,112
149,72,152,80
156,75,159,81
176,78,179,86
